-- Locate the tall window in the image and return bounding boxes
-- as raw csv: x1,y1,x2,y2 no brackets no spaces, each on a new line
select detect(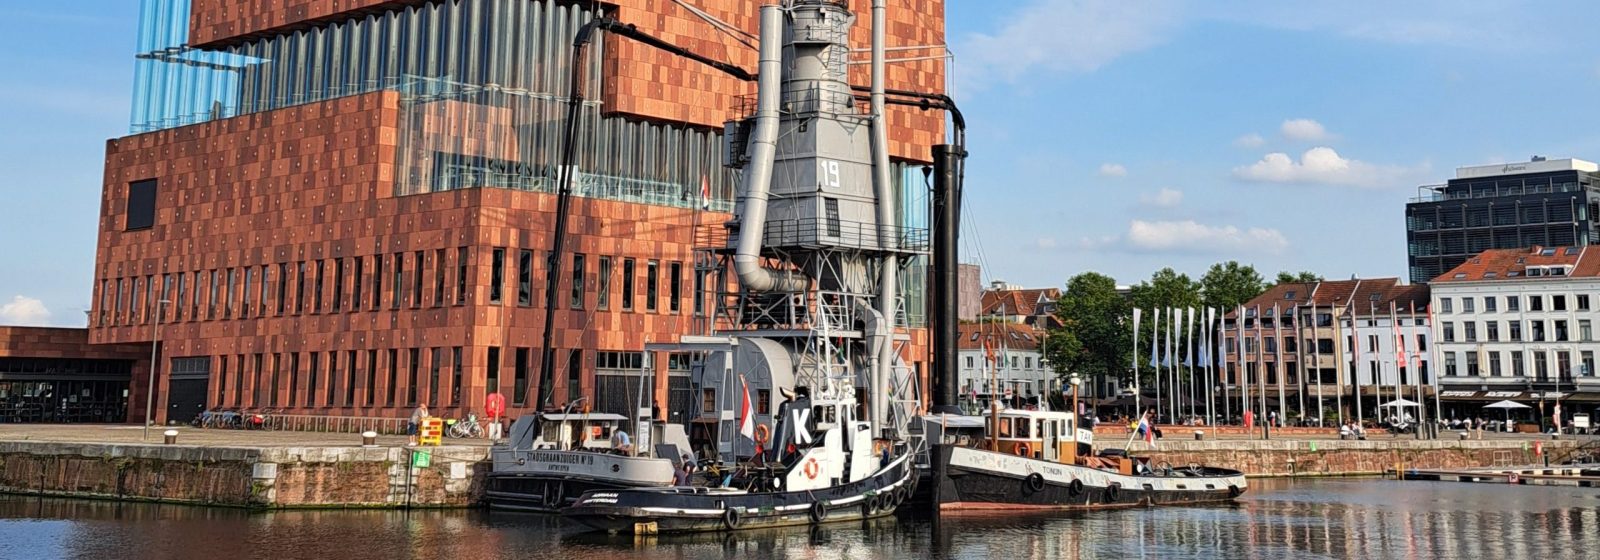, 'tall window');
1484,296,1496,312
1506,295,1519,312
694,269,707,317
408,348,421,405
487,347,501,394
126,179,157,230
346,350,359,406
1511,351,1525,377
456,247,469,304
451,347,463,405
1580,294,1592,311
238,268,249,319
387,349,400,407
513,348,530,406
567,349,583,402
253,354,265,408
1509,320,1522,341
412,250,424,308
295,261,307,314
597,256,612,310
1529,295,1544,311
1442,322,1455,342
646,260,660,312
307,352,320,407
313,260,325,312
393,253,405,309
1464,322,1476,342
429,348,442,407
372,254,384,310
277,263,288,315
490,248,505,304
269,354,282,407
622,259,636,311
208,270,219,319
517,249,533,306
333,258,345,312
571,254,586,309
669,262,682,313
366,349,379,406
434,249,447,307
1553,295,1568,311
1489,351,1502,376
1444,352,1456,376
1439,298,1452,313
1462,298,1474,313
